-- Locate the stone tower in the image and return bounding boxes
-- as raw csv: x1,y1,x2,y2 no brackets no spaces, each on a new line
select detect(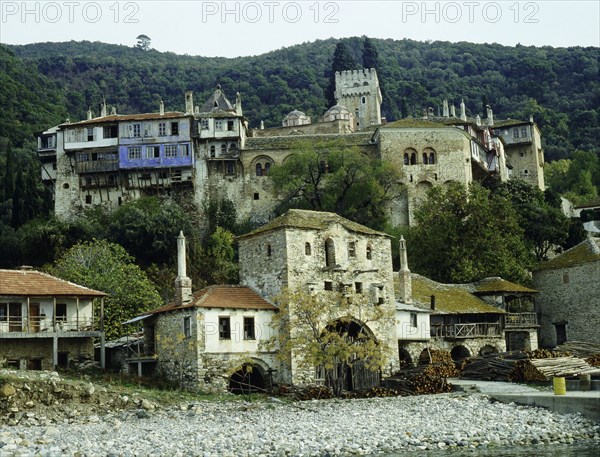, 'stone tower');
334,68,382,129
